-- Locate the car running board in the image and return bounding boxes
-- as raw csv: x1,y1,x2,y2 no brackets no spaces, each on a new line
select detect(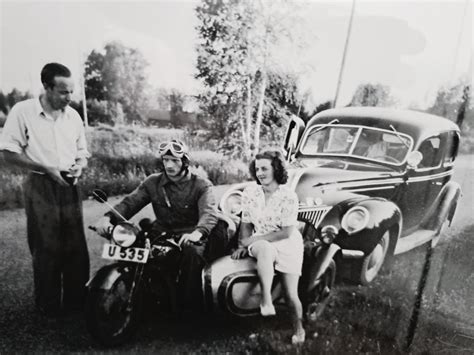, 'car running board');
394,229,436,255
